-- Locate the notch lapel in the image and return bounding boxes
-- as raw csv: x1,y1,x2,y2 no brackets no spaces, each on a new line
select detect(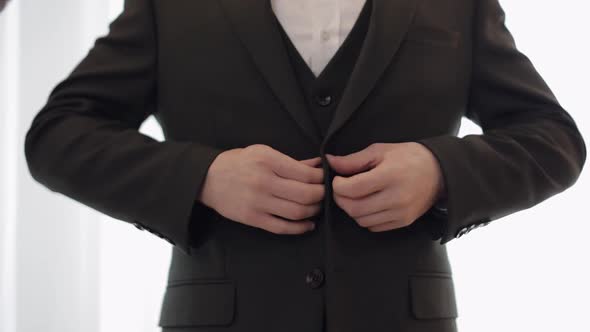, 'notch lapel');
322,0,425,148
217,0,424,150
218,0,322,147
